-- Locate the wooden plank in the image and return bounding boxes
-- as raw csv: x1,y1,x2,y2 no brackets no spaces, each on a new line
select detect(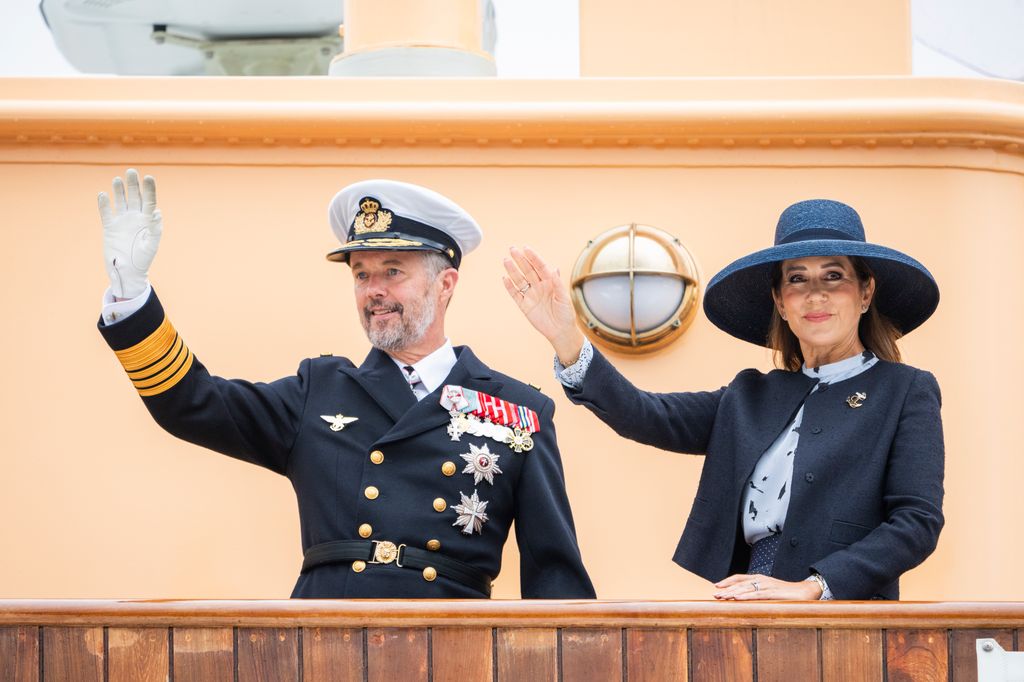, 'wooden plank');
562,628,622,682
0,626,39,682
107,628,168,682
366,628,428,682
237,627,298,682
42,627,103,682
432,627,492,682
302,627,364,682
756,628,818,682
691,628,753,682
951,629,1014,682
495,628,557,682
625,628,687,682
887,629,948,682
172,628,233,682
821,629,882,681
